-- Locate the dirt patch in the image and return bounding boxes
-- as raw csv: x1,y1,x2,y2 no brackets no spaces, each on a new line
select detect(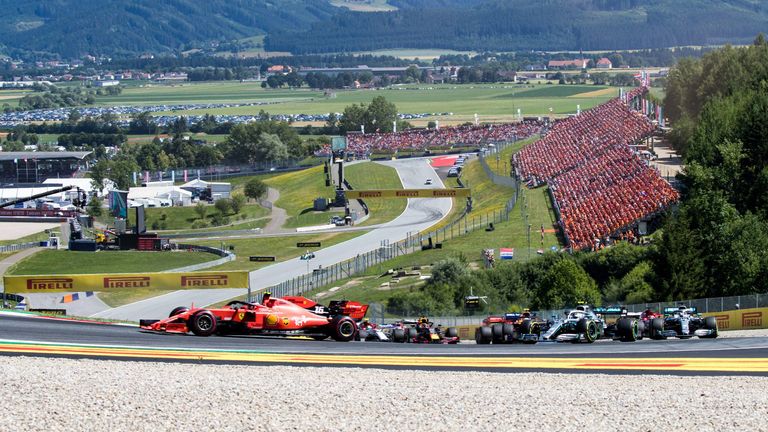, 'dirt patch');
569,88,616,98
